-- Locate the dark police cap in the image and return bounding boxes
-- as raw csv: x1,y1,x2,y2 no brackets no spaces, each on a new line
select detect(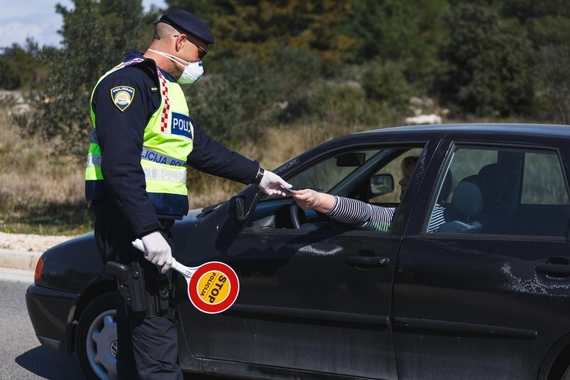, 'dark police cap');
156,9,214,45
